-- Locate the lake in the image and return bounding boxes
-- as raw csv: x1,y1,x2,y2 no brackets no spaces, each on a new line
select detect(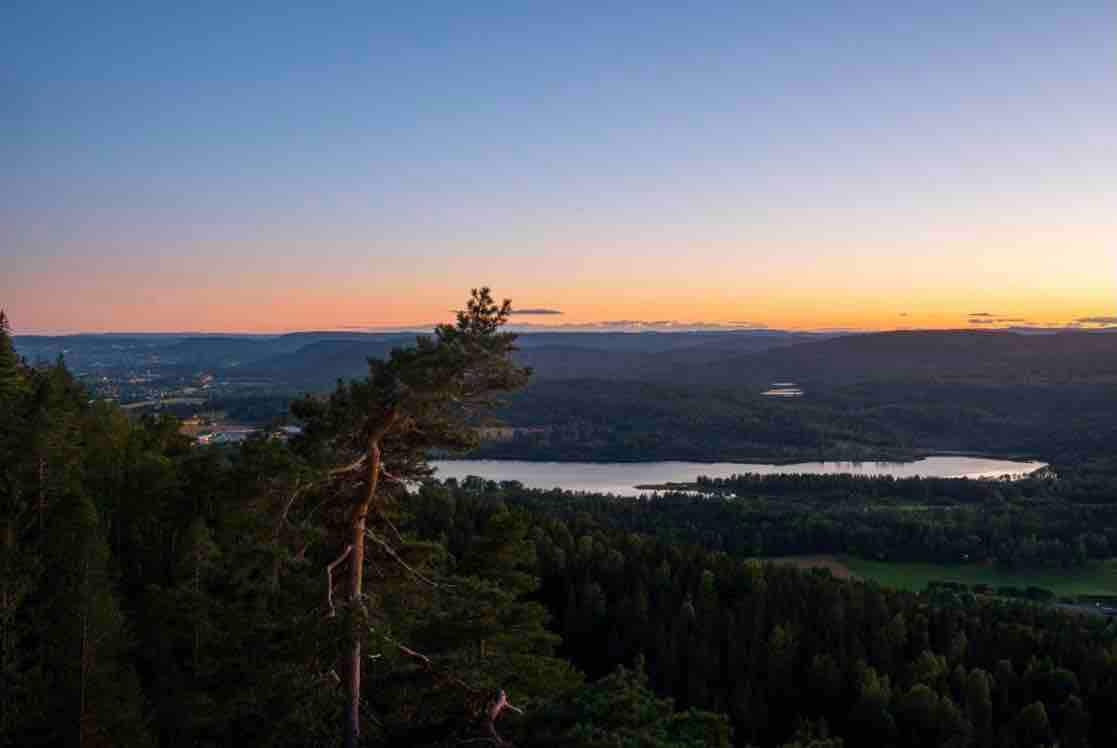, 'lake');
430,456,1047,496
